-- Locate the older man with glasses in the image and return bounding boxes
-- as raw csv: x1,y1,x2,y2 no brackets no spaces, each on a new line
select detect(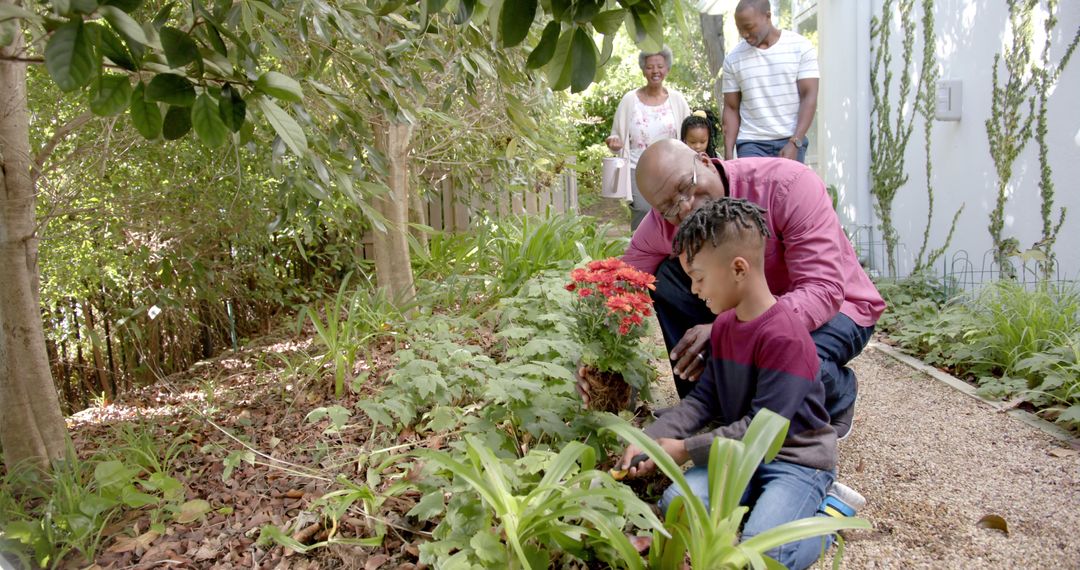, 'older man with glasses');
610,139,885,440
